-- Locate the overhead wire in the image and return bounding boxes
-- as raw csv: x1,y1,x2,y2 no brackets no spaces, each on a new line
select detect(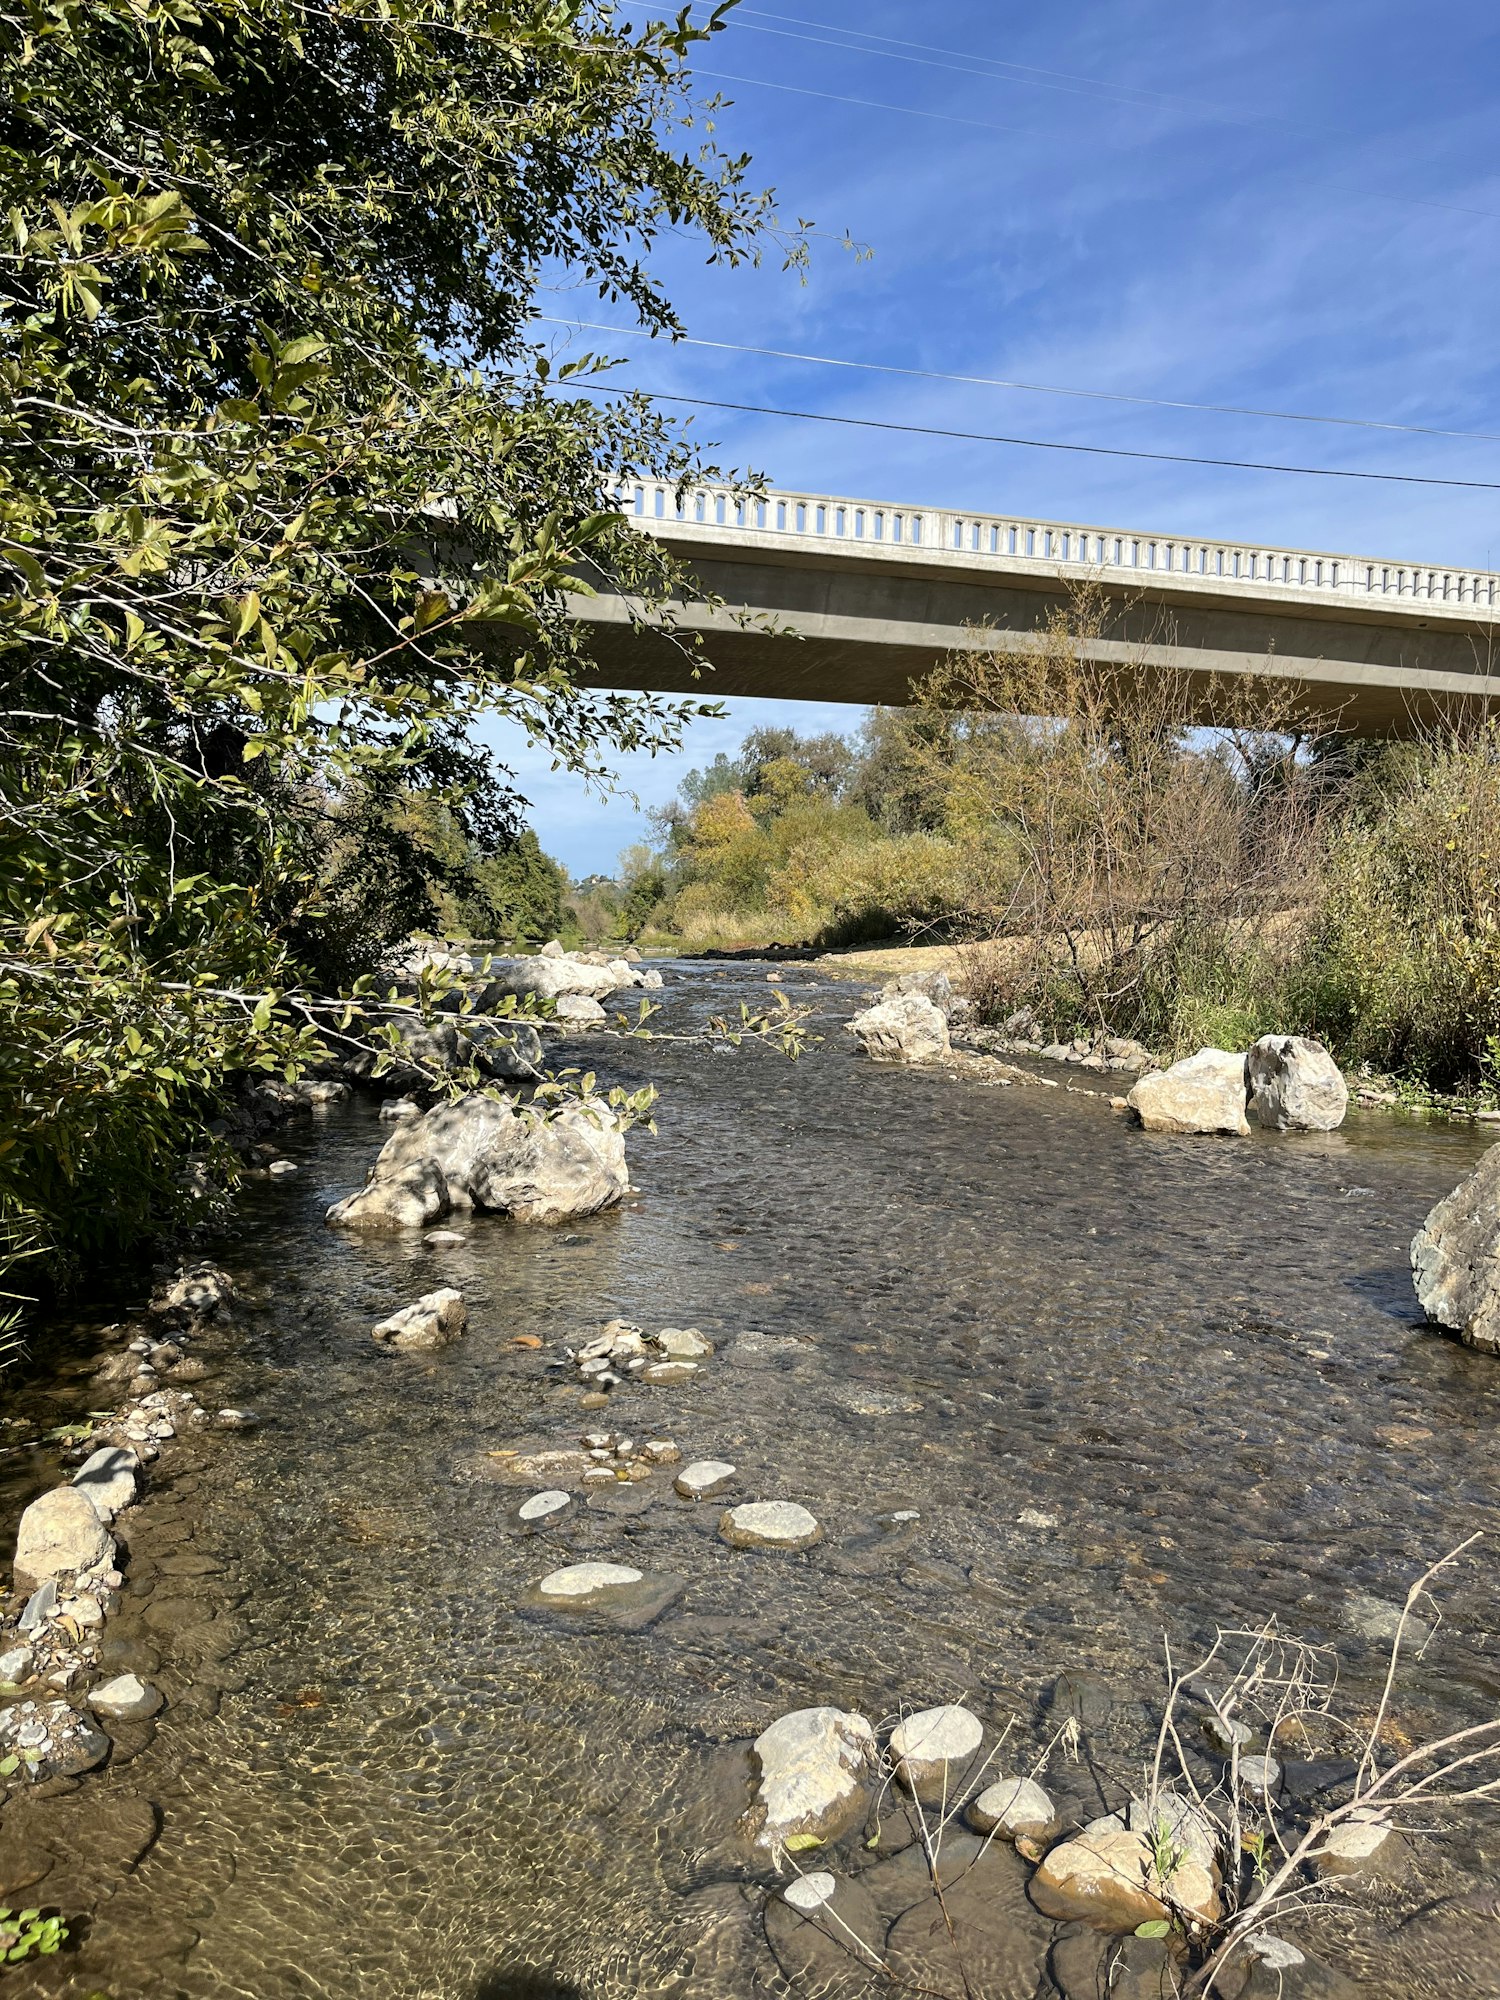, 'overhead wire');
535,316,1500,448
582,383,1500,491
